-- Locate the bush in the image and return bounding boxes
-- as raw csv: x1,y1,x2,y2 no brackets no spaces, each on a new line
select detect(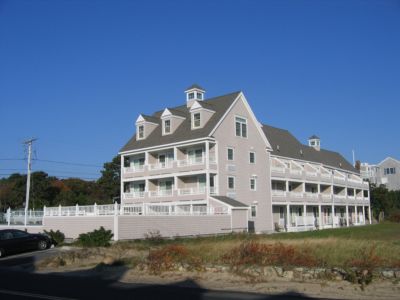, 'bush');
345,245,381,285
388,211,400,223
77,226,113,247
146,244,203,274
144,230,164,245
221,241,319,270
44,230,65,246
